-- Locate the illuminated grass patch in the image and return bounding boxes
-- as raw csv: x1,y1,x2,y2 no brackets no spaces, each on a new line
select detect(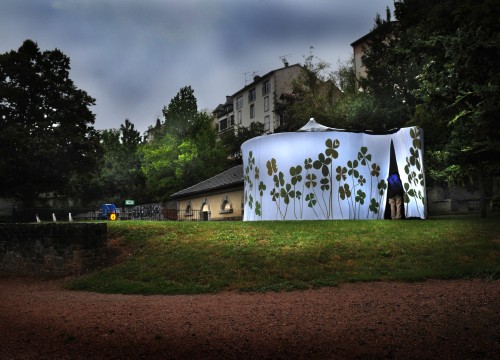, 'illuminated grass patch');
66,217,500,294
